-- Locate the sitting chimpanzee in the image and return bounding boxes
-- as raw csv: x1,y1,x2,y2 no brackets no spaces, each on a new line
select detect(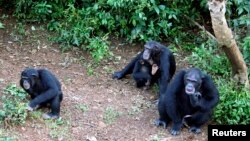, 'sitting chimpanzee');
155,68,219,135
20,68,63,119
113,41,176,94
